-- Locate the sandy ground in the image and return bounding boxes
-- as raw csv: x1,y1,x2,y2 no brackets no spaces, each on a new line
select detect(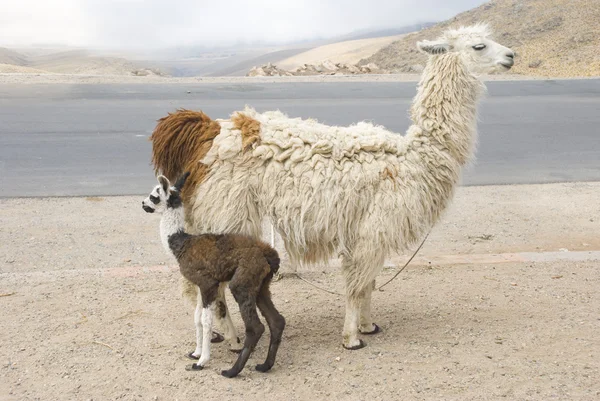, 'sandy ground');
0,64,50,74
0,72,565,85
276,35,405,70
1,182,599,400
